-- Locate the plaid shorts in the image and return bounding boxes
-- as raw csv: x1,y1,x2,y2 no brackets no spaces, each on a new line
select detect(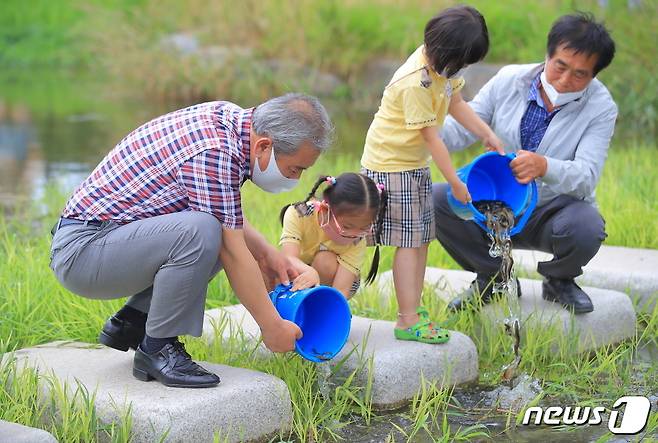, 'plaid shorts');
349,279,361,297
361,167,436,248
